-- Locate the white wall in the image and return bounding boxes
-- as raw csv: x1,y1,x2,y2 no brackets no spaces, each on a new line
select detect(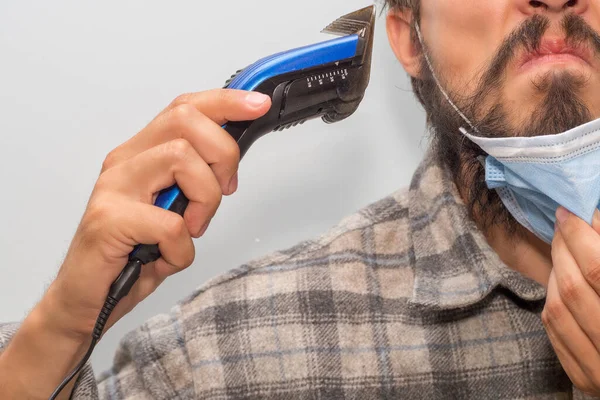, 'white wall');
0,0,427,373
